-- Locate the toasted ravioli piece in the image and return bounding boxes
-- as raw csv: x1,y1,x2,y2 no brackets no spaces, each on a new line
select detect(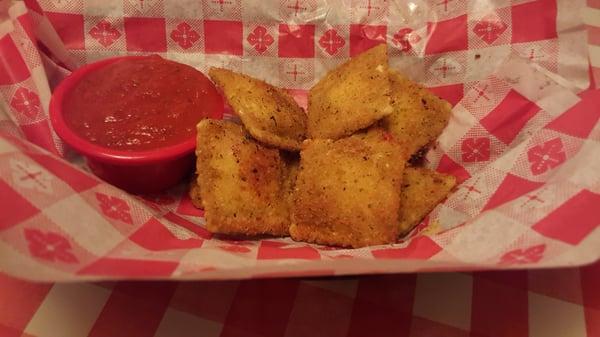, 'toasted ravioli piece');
195,119,289,236
308,44,393,140
209,68,307,151
381,71,452,156
398,167,456,234
290,129,408,248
